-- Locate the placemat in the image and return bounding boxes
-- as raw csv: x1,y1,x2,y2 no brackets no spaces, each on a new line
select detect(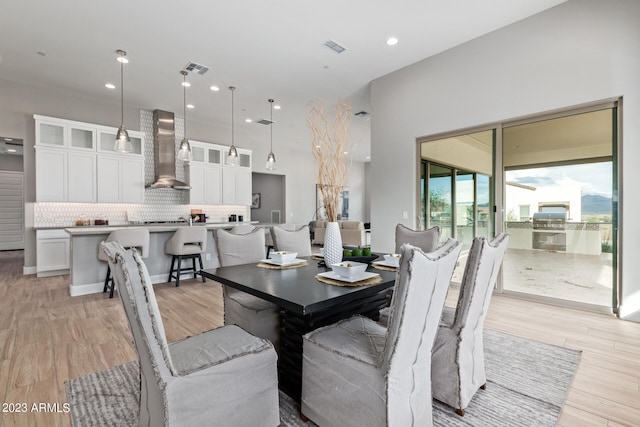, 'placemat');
310,255,324,261
258,261,309,270
371,263,398,272
315,274,382,287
